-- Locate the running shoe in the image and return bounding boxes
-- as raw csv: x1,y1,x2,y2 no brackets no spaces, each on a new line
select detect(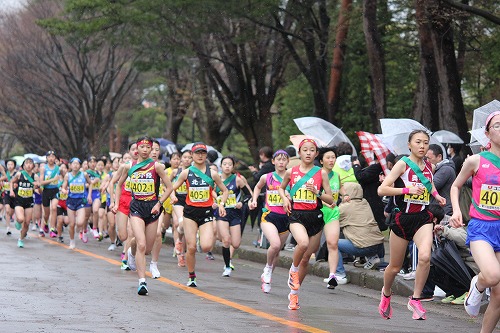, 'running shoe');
288,270,300,291
79,231,82,240
378,289,393,319
98,233,103,241
39,230,45,237
229,261,235,270
6,228,12,235
81,231,88,243
206,252,215,260
336,274,349,285
175,240,183,255
120,252,125,260
451,292,467,305
288,293,300,310
49,228,57,238
464,275,483,317
15,221,22,230
326,274,338,289
127,248,137,271
58,236,64,243
120,261,130,270
222,267,232,277
108,243,116,251
407,297,427,320
363,255,381,270
441,295,456,304
138,282,148,296
262,282,271,293
43,224,49,233
177,254,186,267
31,223,37,231
17,239,24,248
69,240,76,249
402,271,416,280
261,266,272,284
186,278,197,287
150,262,161,279
92,228,99,239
